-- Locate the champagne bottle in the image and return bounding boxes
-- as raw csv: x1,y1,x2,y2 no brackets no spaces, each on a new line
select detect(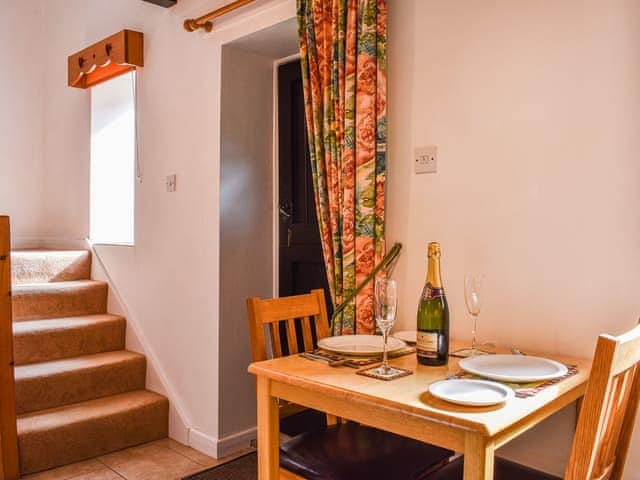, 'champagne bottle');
416,242,450,366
